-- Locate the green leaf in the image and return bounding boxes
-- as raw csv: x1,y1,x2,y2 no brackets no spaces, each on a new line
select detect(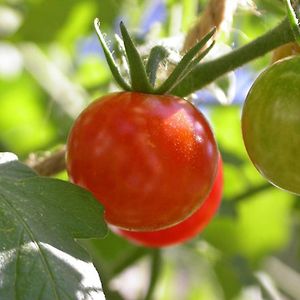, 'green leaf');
0,153,36,179
0,155,108,299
